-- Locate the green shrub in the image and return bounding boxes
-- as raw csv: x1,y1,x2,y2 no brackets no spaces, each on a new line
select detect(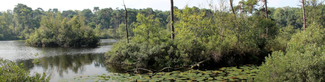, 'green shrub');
105,38,207,68
0,58,50,82
256,45,325,82
256,23,325,81
266,25,296,52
